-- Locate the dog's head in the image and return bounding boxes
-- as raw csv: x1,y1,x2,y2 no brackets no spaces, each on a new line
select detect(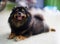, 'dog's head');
9,7,31,27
